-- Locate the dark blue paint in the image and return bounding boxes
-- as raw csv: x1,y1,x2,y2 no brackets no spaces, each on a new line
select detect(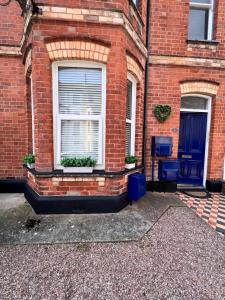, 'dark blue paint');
128,173,146,202
158,160,179,182
178,112,207,185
